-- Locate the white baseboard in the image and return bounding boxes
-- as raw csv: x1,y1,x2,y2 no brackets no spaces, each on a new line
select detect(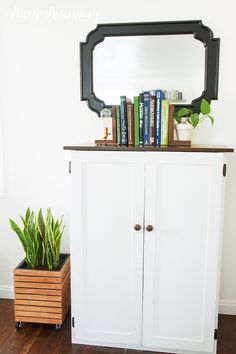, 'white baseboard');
0,286,14,299
219,299,236,315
